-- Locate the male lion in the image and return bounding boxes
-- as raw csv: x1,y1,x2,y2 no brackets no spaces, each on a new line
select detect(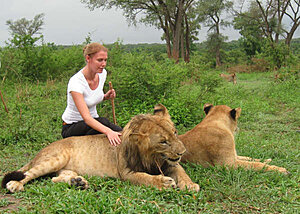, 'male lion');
2,104,199,193
177,104,288,174
220,73,237,84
